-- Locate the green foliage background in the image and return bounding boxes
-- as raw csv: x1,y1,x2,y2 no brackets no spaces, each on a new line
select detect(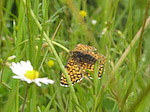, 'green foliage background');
0,0,150,112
